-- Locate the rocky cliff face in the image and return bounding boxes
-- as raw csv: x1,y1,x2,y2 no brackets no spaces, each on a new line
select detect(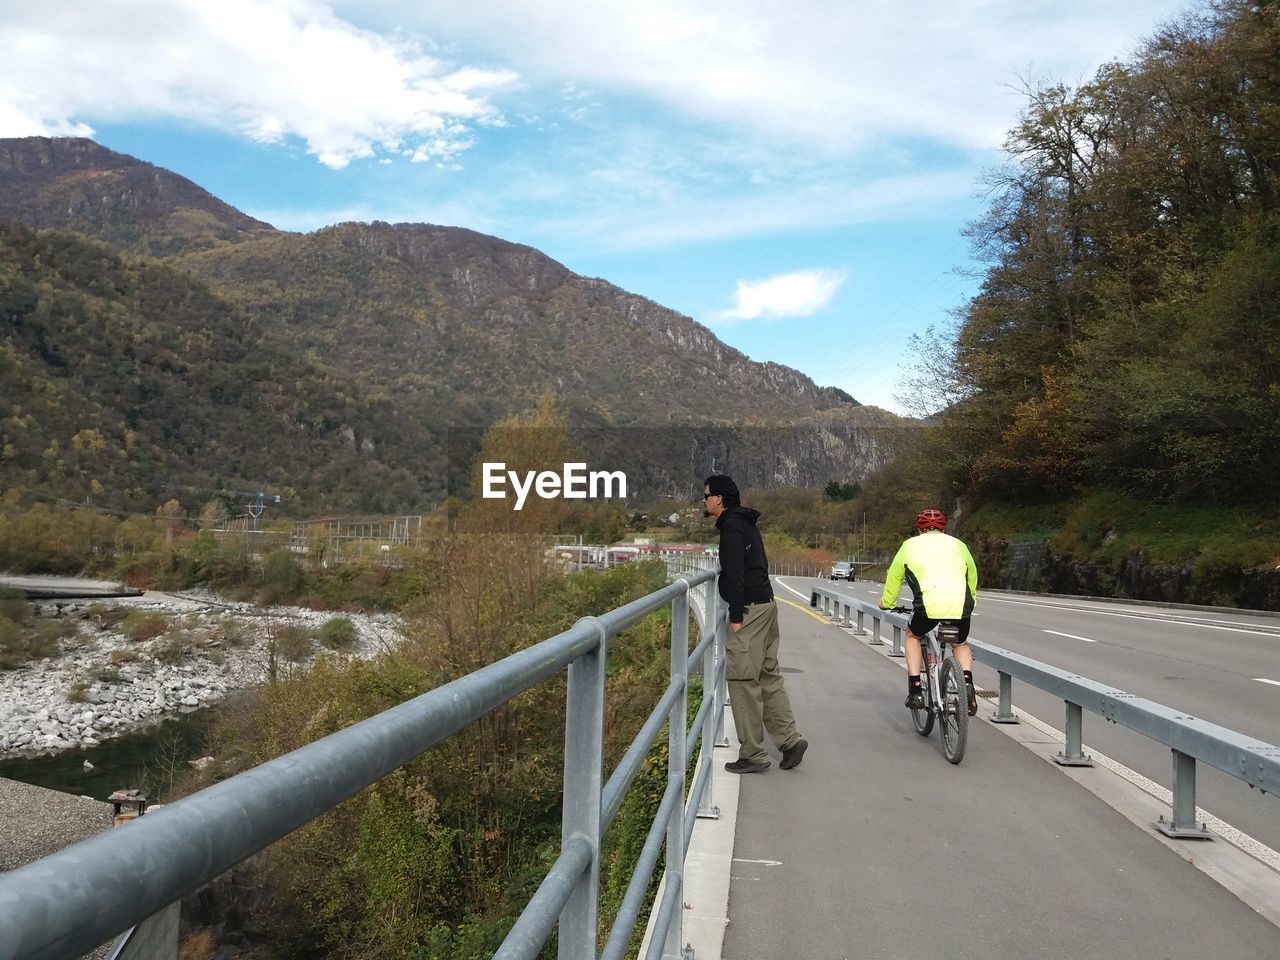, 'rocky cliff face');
972,534,1280,609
